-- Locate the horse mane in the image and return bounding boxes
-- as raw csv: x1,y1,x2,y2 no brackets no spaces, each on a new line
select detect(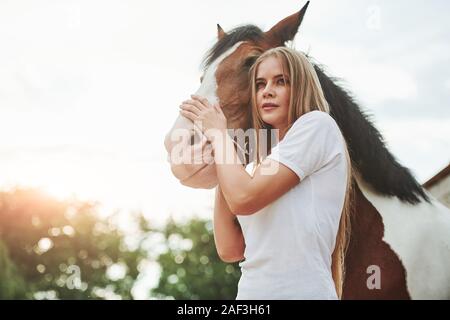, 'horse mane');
202,24,429,204
312,62,430,204
202,25,264,70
